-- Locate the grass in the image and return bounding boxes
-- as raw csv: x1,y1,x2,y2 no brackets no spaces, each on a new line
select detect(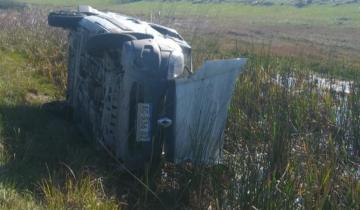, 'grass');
0,50,120,209
226,52,360,209
116,2,360,27
14,1,360,62
15,1,360,27
106,1,360,65
13,1,360,27
14,0,116,6
0,2,359,210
